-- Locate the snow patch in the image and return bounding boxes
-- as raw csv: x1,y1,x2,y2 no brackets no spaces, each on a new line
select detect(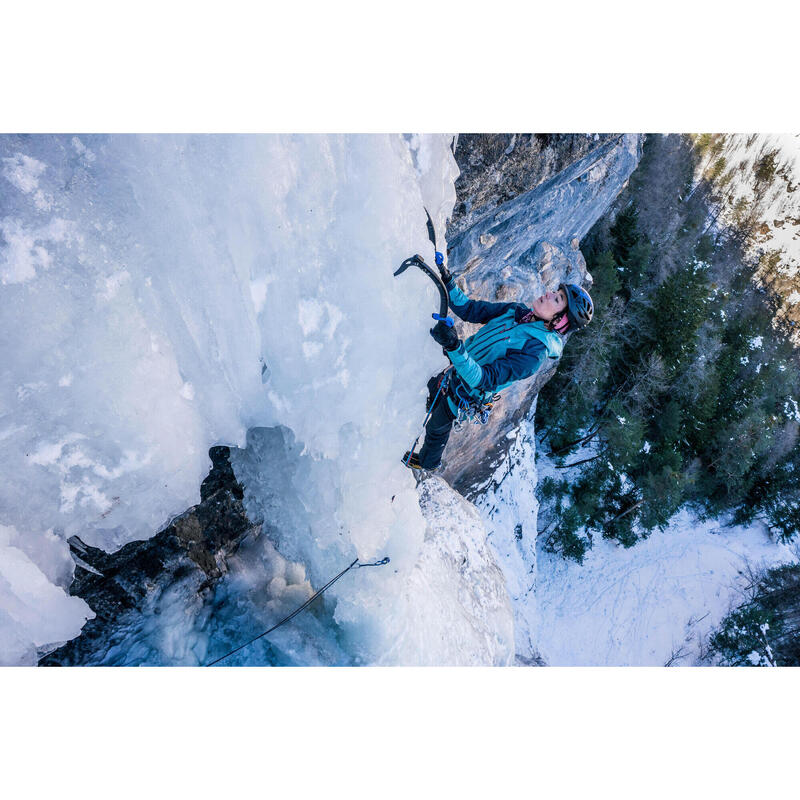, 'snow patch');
249,274,275,314
0,216,73,284
370,477,514,665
